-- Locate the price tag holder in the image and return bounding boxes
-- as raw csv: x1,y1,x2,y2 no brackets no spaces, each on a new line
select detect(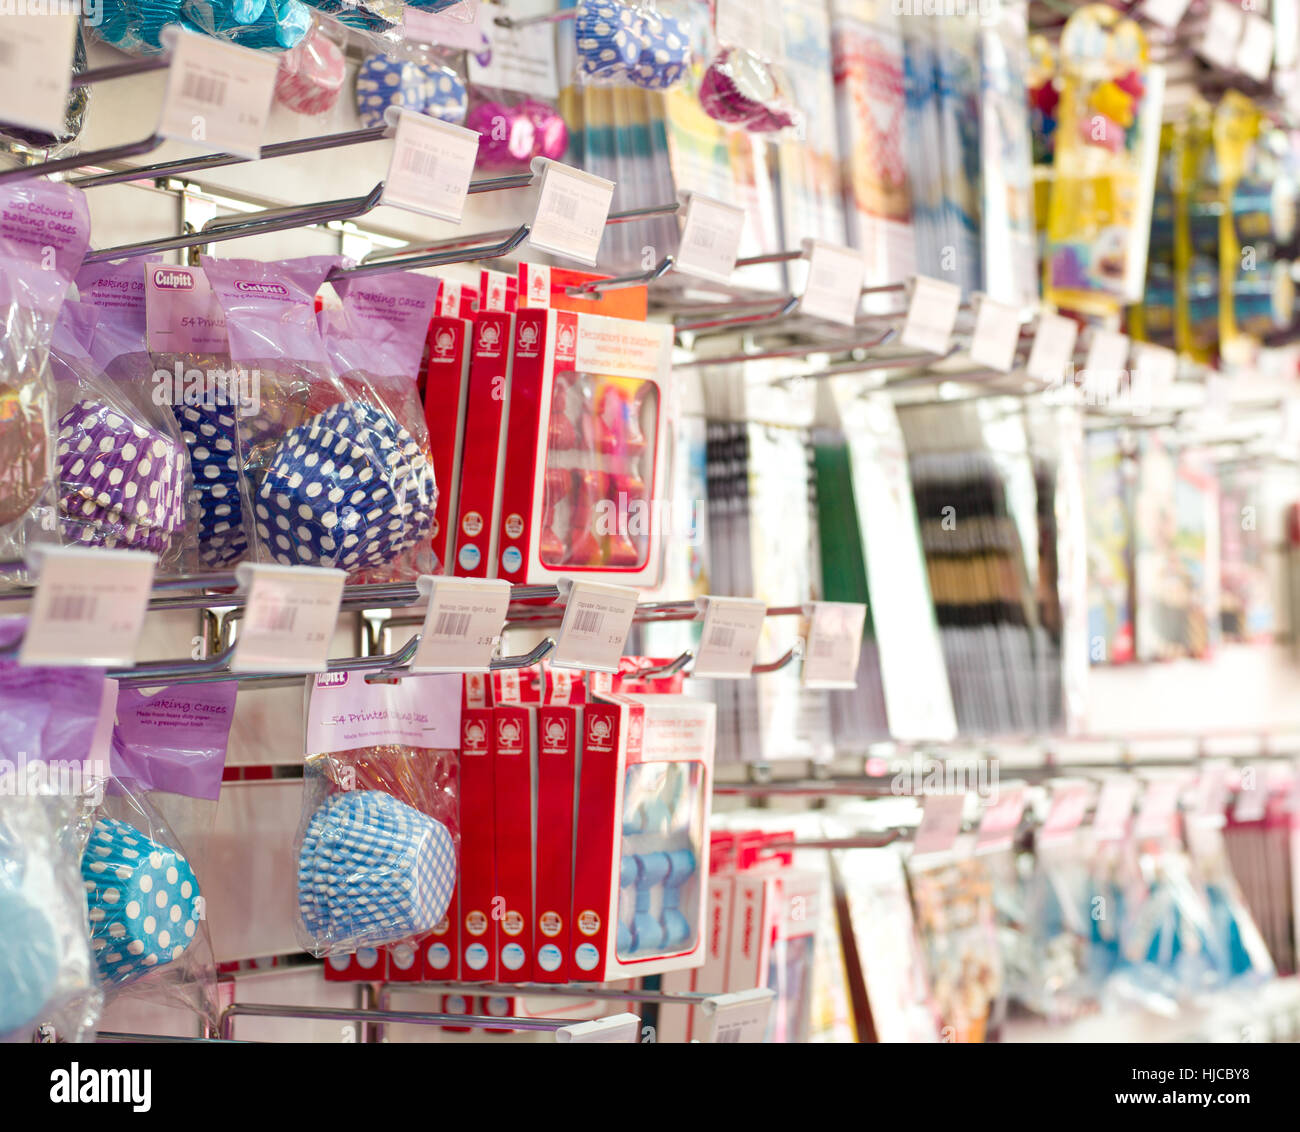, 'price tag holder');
1092,776,1139,842
1236,12,1275,82
968,294,1022,373
1040,781,1091,841
380,109,481,223
552,579,639,672
554,1013,641,1043
1026,311,1079,386
802,601,867,689
975,784,1026,854
157,27,279,159
912,793,966,858
528,158,615,266
231,564,345,673
675,193,746,285
1081,328,1130,404
900,275,962,354
0,13,76,136
696,989,775,1044
410,576,511,673
1135,776,1183,839
691,596,768,679
1142,0,1192,28
1129,341,1177,405
1199,0,1244,71
19,547,156,668
798,240,866,327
